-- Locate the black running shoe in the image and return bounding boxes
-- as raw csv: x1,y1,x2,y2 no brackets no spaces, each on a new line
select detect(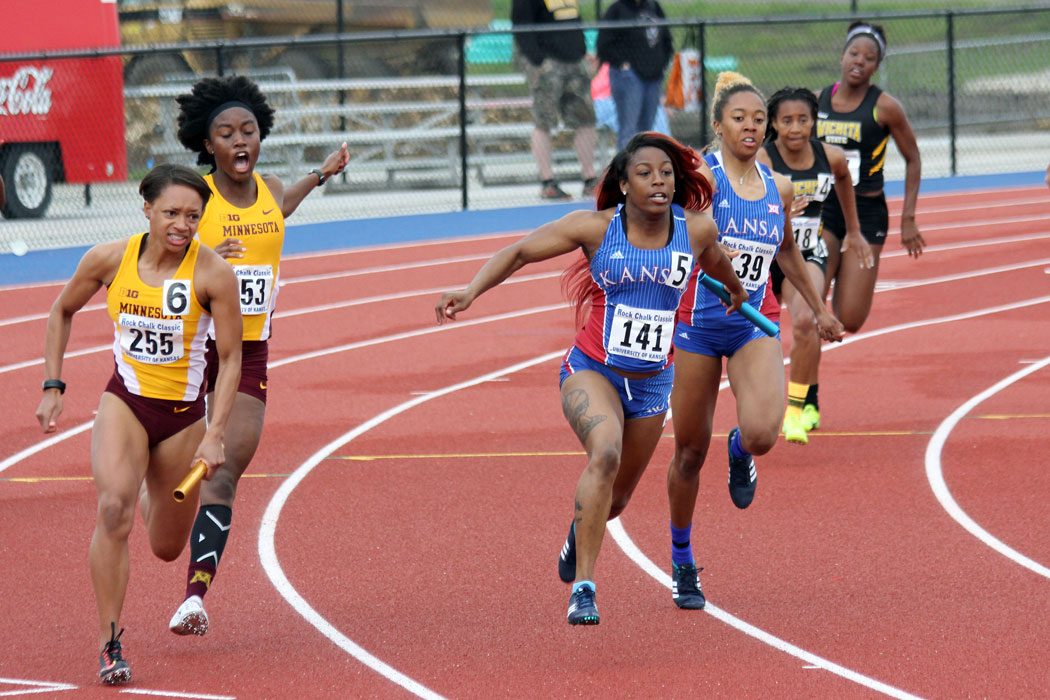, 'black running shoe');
566,584,599,625
727,426,757,509
671,563,706,610
558,522,576,583
99,623,131,685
